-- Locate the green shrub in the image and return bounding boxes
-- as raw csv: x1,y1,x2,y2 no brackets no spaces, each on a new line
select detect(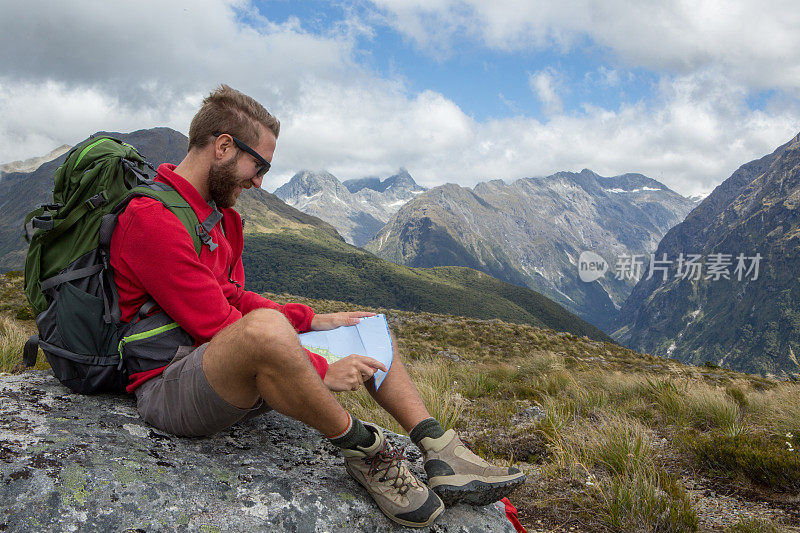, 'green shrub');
690,431,800,491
